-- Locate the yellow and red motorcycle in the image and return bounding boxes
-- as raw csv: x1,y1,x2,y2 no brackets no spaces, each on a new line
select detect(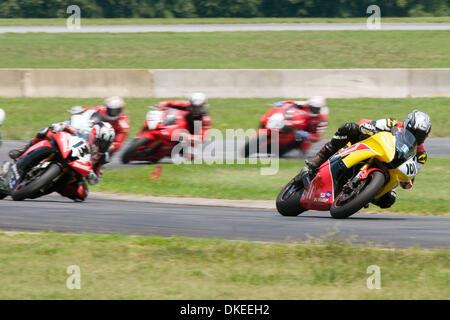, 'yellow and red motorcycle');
276,126,419,218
